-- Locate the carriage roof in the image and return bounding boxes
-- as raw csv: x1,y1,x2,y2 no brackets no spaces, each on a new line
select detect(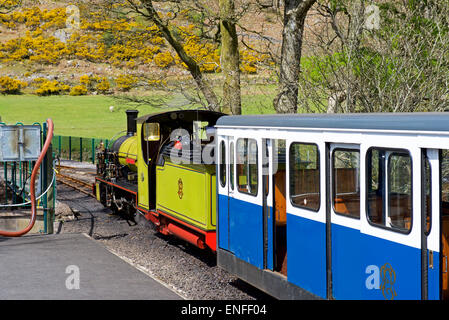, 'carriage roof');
216,112,449,133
